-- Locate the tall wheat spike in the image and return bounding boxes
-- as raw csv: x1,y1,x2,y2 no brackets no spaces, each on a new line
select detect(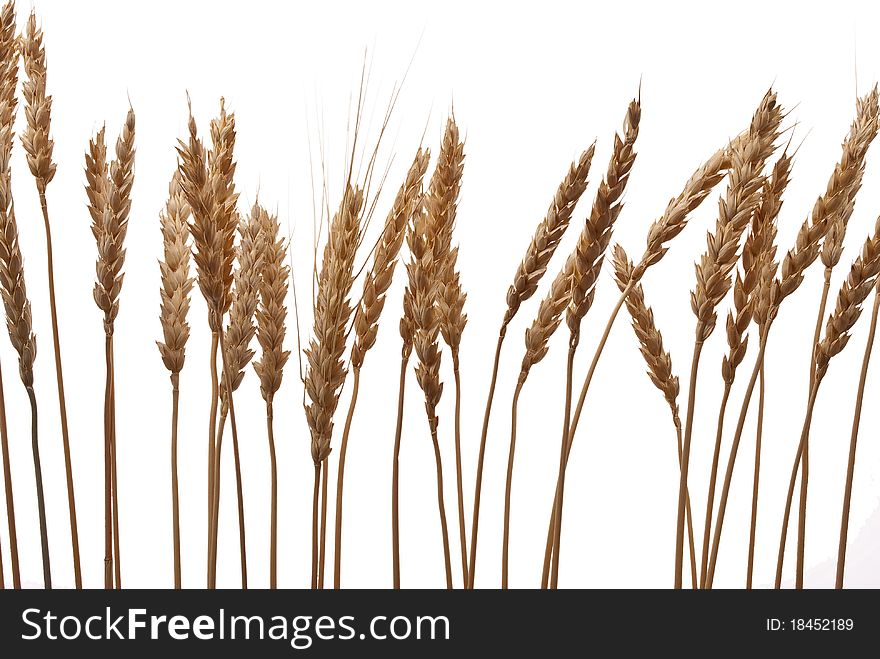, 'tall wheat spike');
469,145,594,588
20,8,82,589
547,97,641,588
304,184,364,588
428,118,468,587
252,204,289,589
157,170,193,589
335,148,429,588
